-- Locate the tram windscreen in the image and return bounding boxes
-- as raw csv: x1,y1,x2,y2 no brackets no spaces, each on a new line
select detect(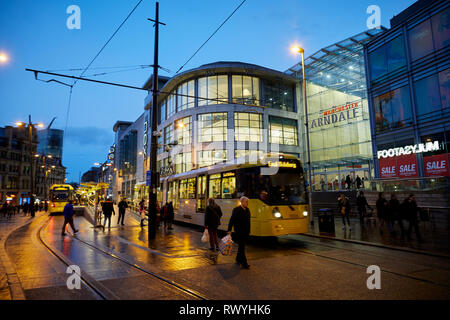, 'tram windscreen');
51,190,70,202
236,166,307,205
